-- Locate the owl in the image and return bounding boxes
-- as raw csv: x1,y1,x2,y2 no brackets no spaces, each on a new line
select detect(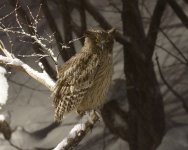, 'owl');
52,28,115,121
